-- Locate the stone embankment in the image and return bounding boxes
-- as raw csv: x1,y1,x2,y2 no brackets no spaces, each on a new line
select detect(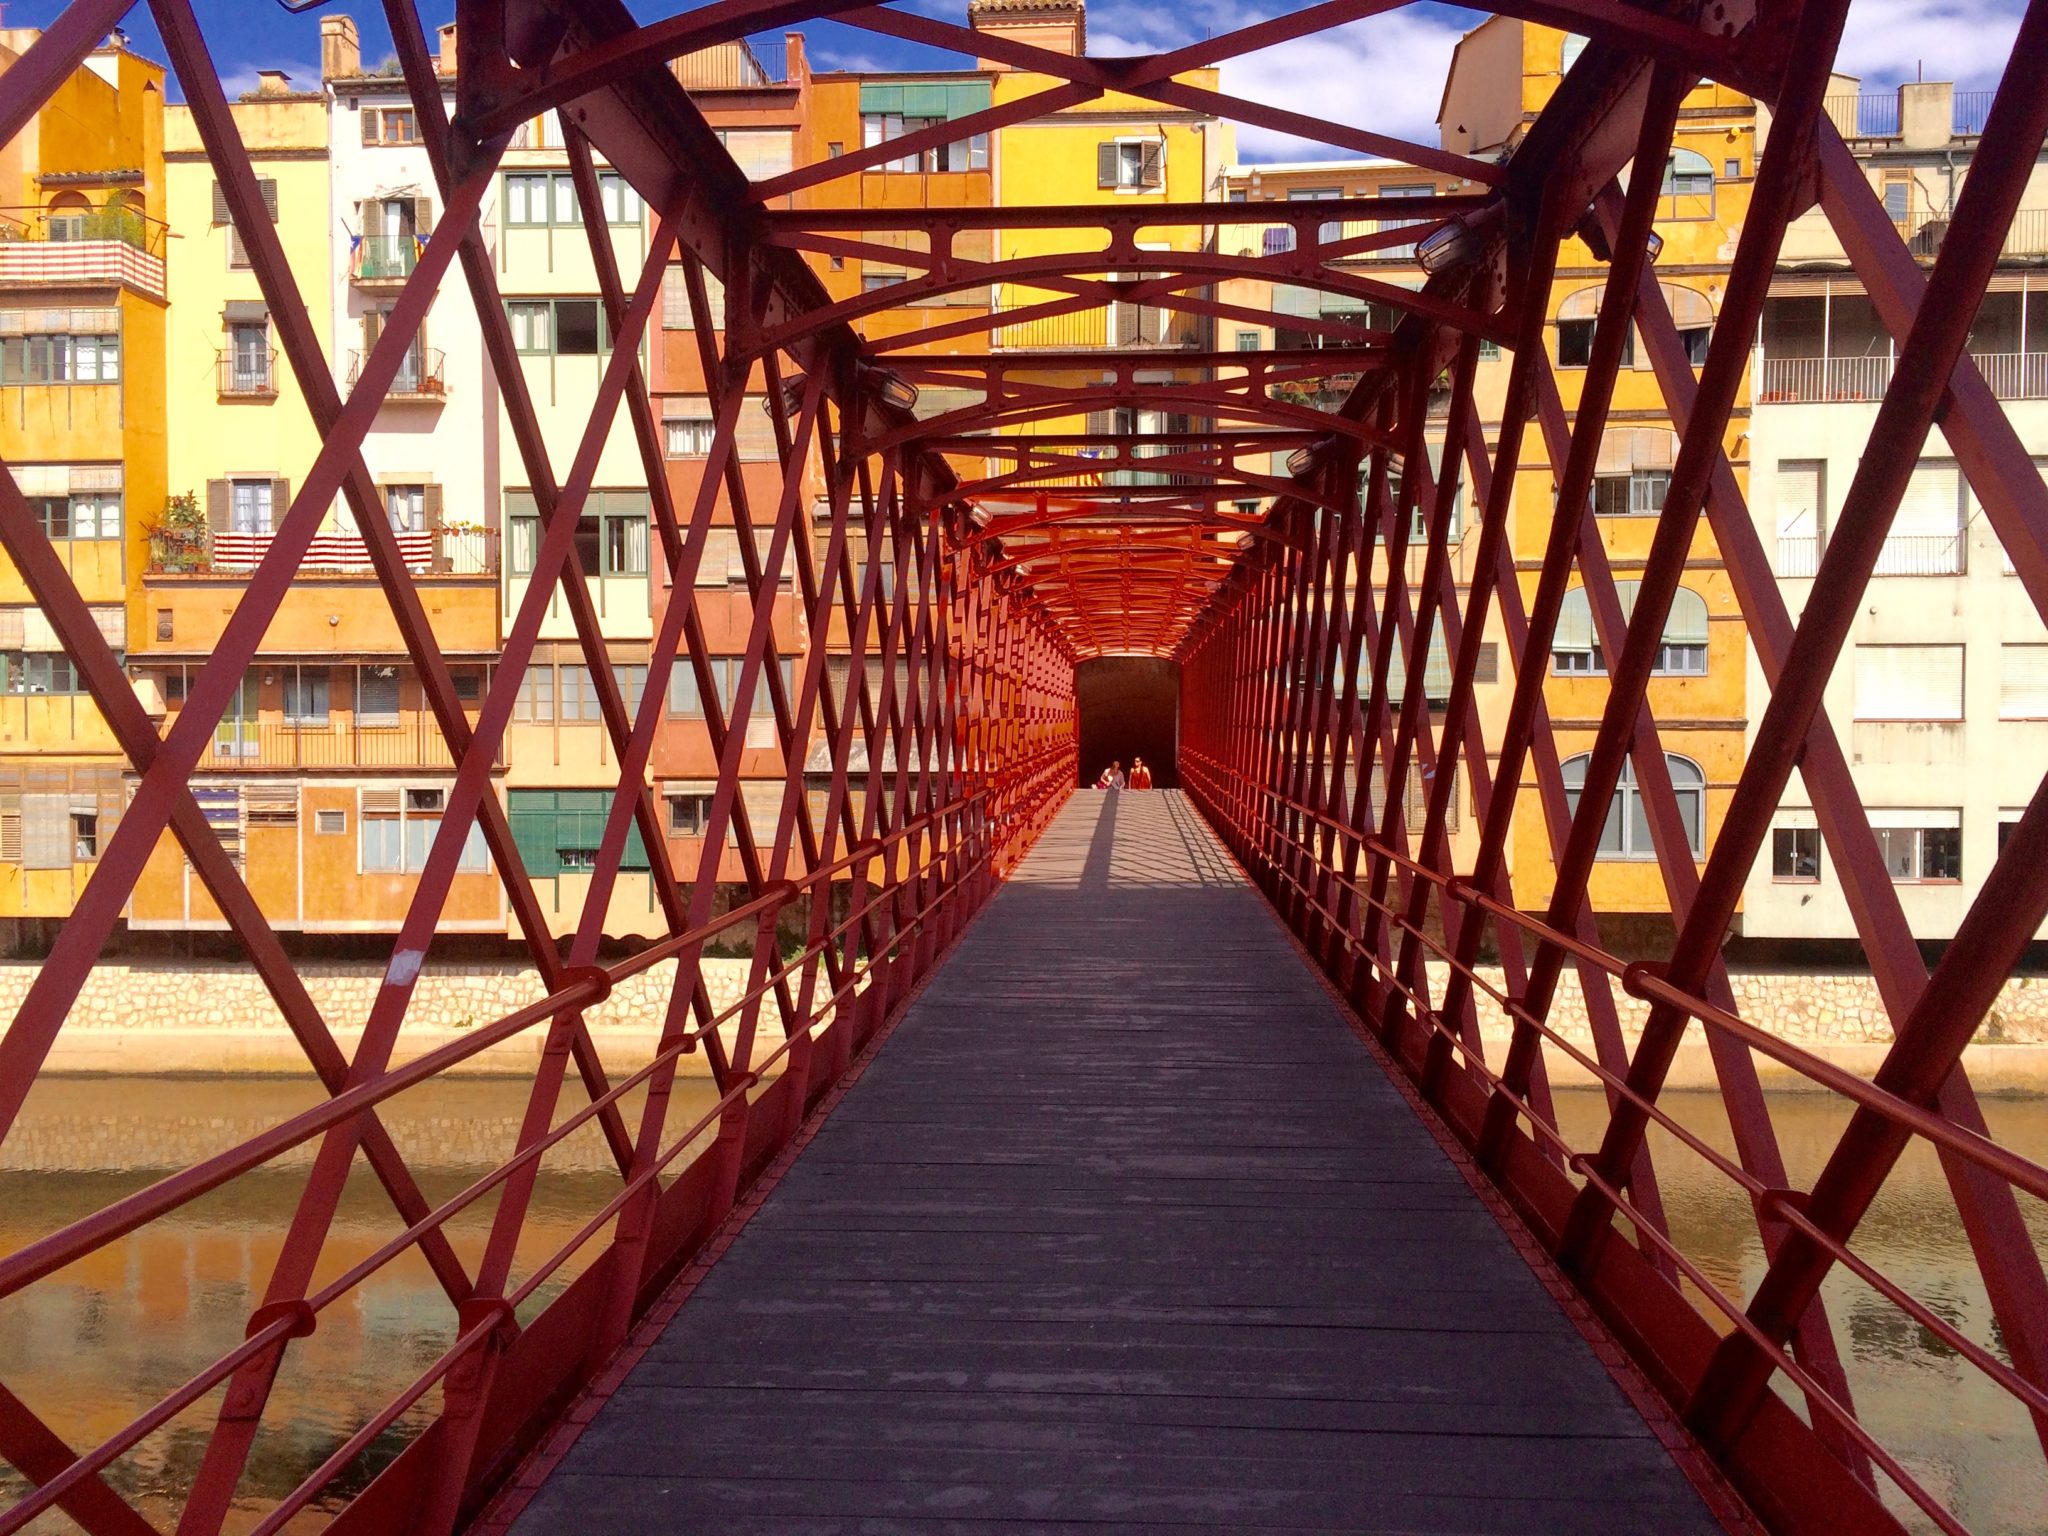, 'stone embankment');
7,958,2045,1088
